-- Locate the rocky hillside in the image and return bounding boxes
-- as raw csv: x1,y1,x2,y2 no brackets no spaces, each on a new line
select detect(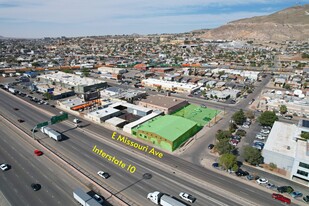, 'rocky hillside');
200,4,309,41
